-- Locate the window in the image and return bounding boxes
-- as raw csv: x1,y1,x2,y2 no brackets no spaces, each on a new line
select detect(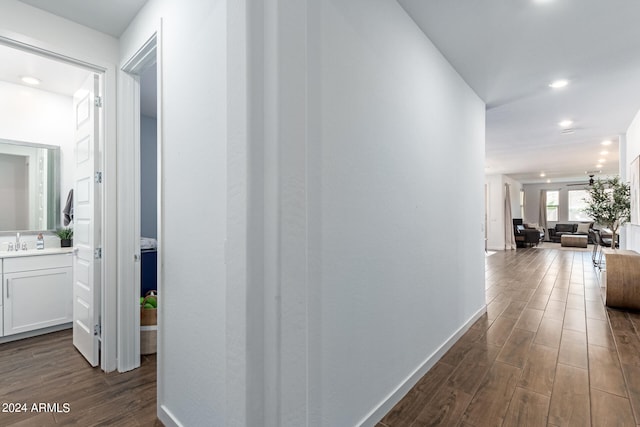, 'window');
568,190,592,221
546,190,559,221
